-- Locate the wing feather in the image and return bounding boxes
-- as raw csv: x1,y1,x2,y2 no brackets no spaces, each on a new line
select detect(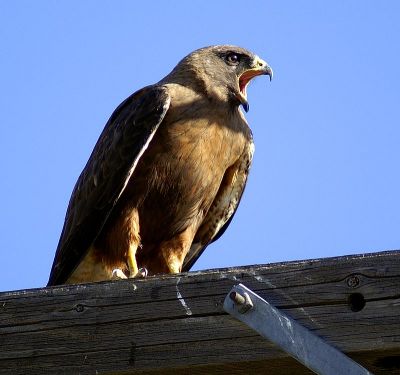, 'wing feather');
47,85,170,285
